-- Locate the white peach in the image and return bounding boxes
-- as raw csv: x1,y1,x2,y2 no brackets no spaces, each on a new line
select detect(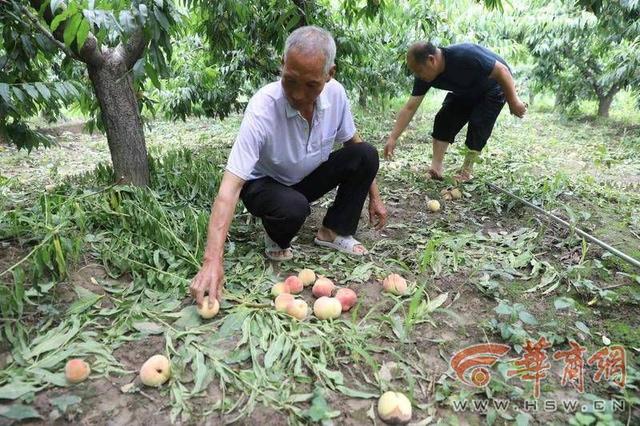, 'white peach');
271,282,289,297
298,268,316,286
427,200,441,212
140,355,171,387
274,293,295,312
284,275,303,294
197,298,220,319
285,300,308,320
313,297,342,320
377,391,412,424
